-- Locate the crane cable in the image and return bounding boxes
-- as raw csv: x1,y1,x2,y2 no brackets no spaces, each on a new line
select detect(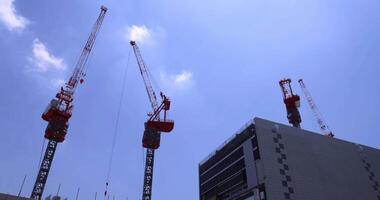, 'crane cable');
104,49,132,199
